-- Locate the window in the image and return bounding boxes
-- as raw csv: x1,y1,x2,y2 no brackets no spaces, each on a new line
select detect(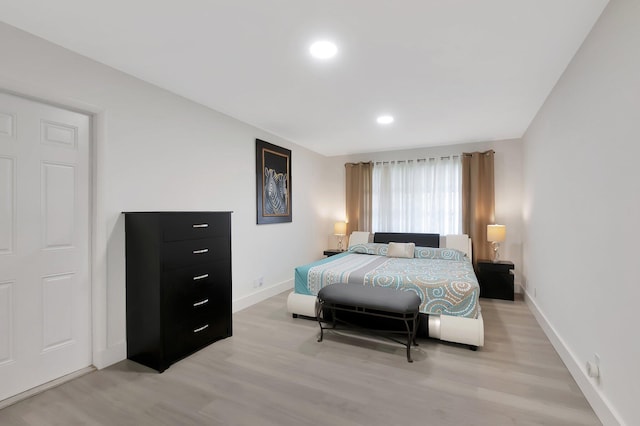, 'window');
372,156,462,235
